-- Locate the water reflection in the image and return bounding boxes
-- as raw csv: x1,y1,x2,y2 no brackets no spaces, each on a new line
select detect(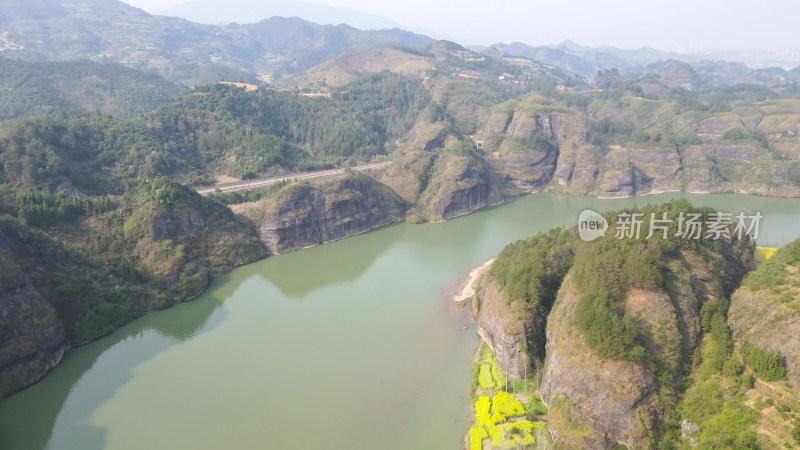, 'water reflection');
0,284,228,449
259,222,404,298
